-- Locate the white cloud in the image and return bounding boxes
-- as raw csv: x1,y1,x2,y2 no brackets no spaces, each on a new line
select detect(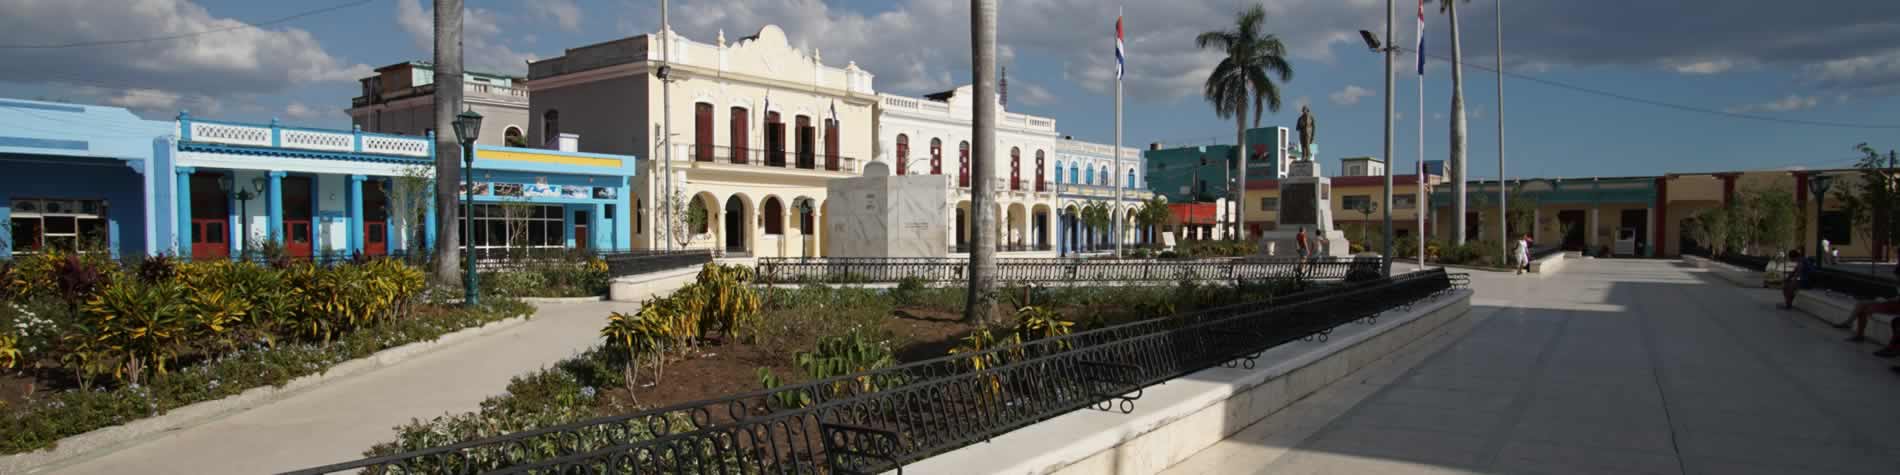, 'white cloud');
0,0,369,100
283,101,322,120
1805,49,1900,95
1014,81,1059,106
1667,58,1741,74
1724,95,1822,113
396,0,537,75
1328,85,1371,105
538,0,583,32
